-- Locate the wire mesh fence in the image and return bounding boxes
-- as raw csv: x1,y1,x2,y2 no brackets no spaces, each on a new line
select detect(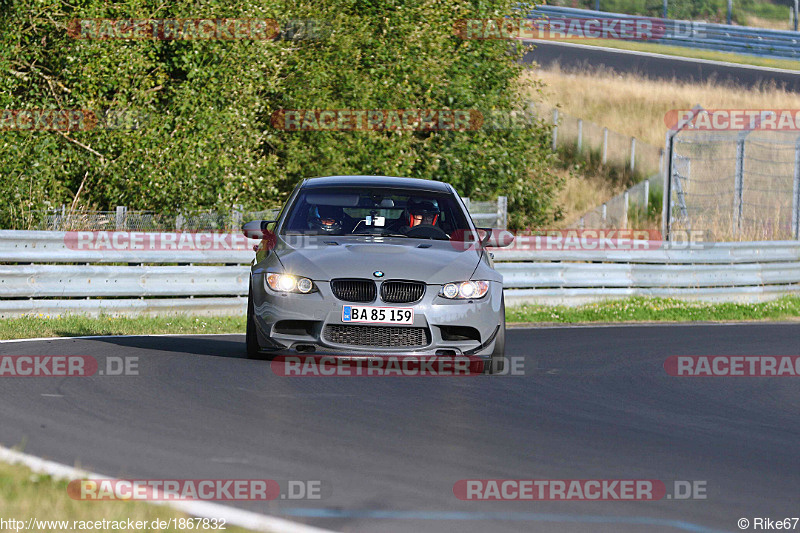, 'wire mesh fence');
574,174,663,230
667,129,800,241
529,102,664,230
532,103,664,182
